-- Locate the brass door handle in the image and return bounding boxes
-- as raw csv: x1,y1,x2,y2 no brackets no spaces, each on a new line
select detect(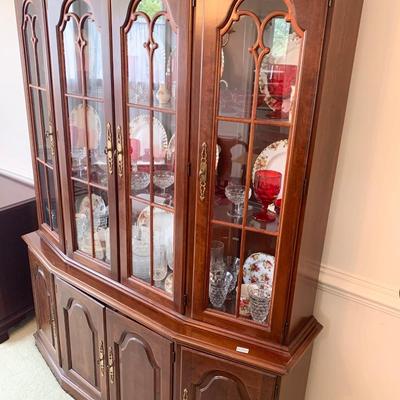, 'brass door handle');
106,122,114,175
97,341,105,377
45,122,55,157
183,388,189,400
116,125,123,178
199,142,208,201
108,346,115,384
